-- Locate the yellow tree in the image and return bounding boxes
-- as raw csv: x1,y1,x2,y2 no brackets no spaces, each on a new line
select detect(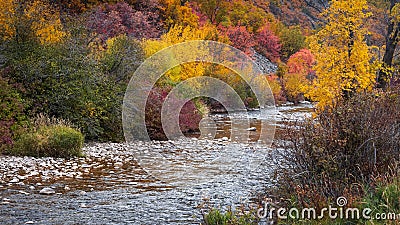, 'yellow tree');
160,0,199,29
0,0,65,43
306,0,376,109
0,0,16,40
143,25,226,82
